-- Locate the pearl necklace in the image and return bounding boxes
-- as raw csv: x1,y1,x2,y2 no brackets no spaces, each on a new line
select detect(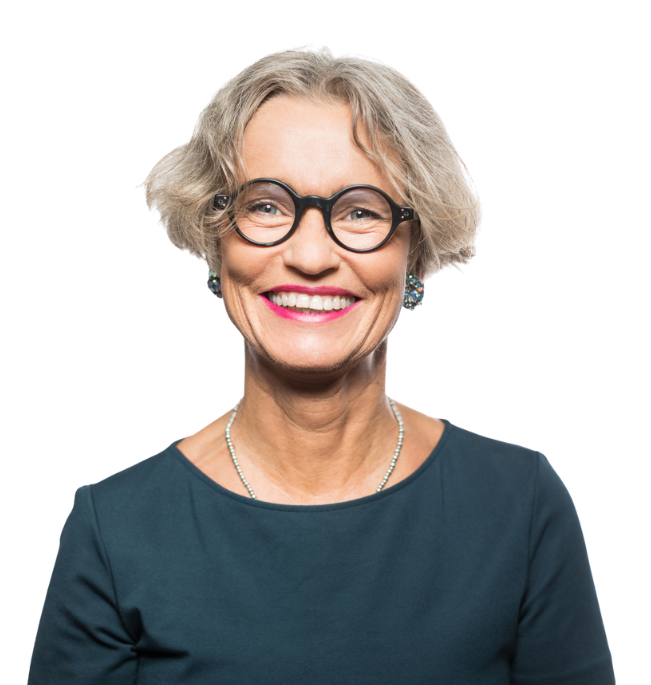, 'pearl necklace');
226,397,405,499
